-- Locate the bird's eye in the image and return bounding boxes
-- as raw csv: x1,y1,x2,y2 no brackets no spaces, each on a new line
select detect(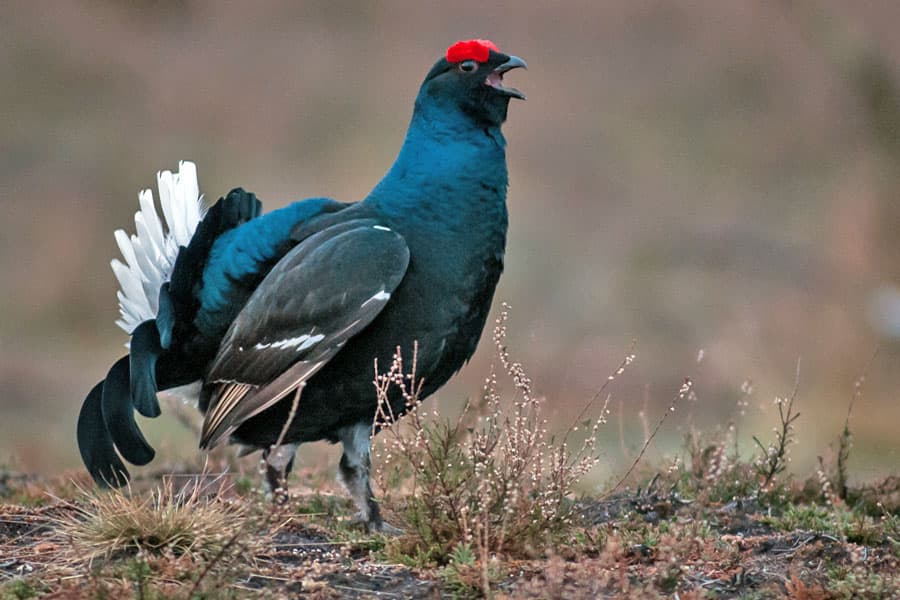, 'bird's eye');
458,60,478,73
